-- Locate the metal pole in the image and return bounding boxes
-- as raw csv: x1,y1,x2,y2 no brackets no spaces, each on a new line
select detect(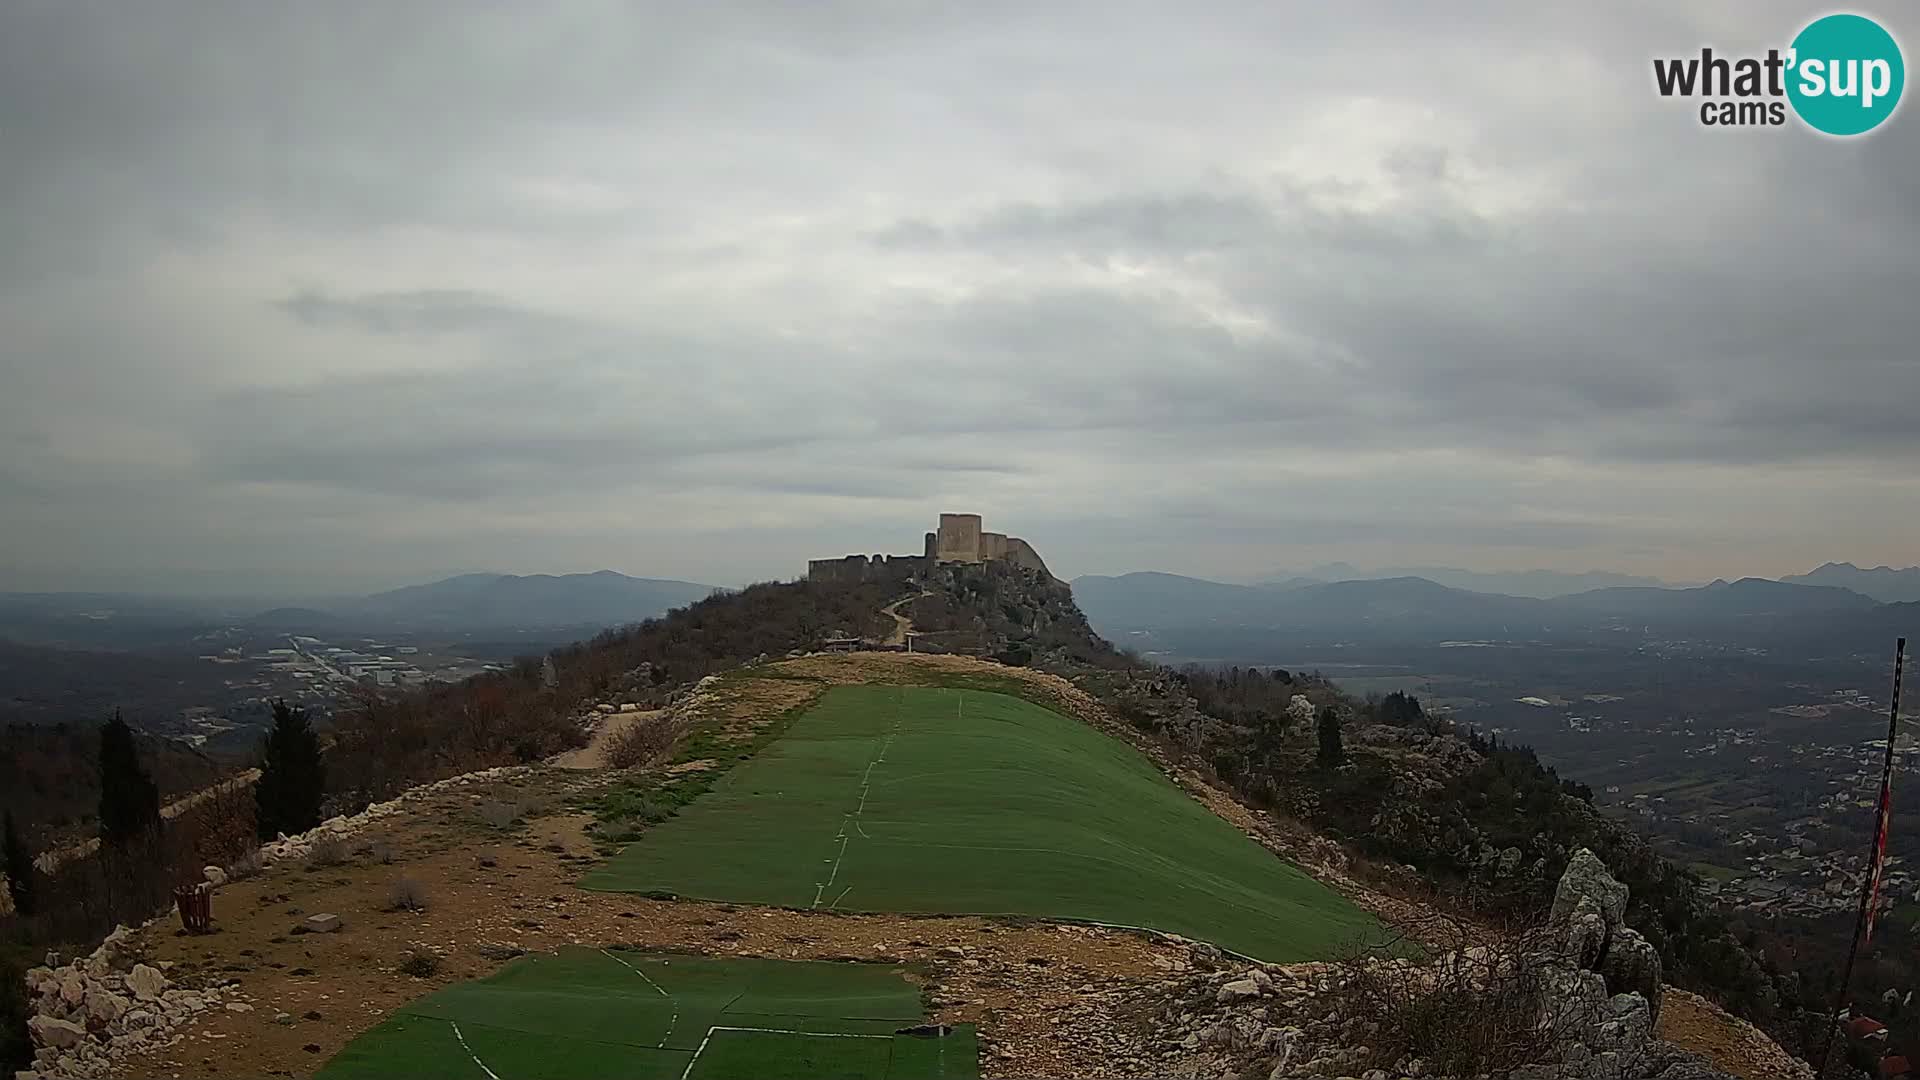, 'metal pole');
1815,637,1906,1077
